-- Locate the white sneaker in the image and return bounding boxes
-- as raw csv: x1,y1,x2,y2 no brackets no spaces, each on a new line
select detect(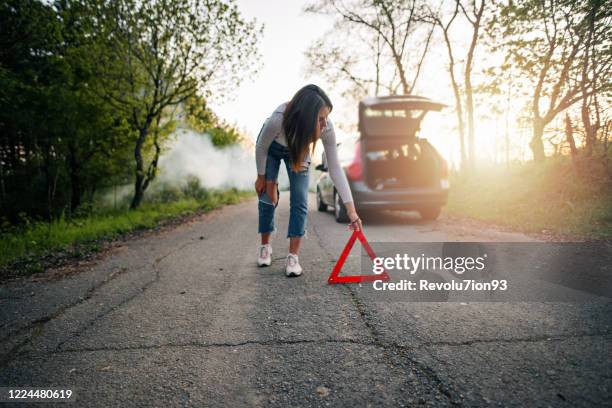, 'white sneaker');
285,253,303,277
257,244,272,267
